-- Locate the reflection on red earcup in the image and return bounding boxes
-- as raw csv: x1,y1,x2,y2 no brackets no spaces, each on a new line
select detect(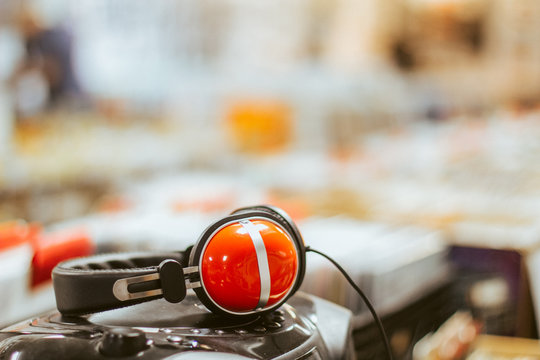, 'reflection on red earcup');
200,219,298,313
